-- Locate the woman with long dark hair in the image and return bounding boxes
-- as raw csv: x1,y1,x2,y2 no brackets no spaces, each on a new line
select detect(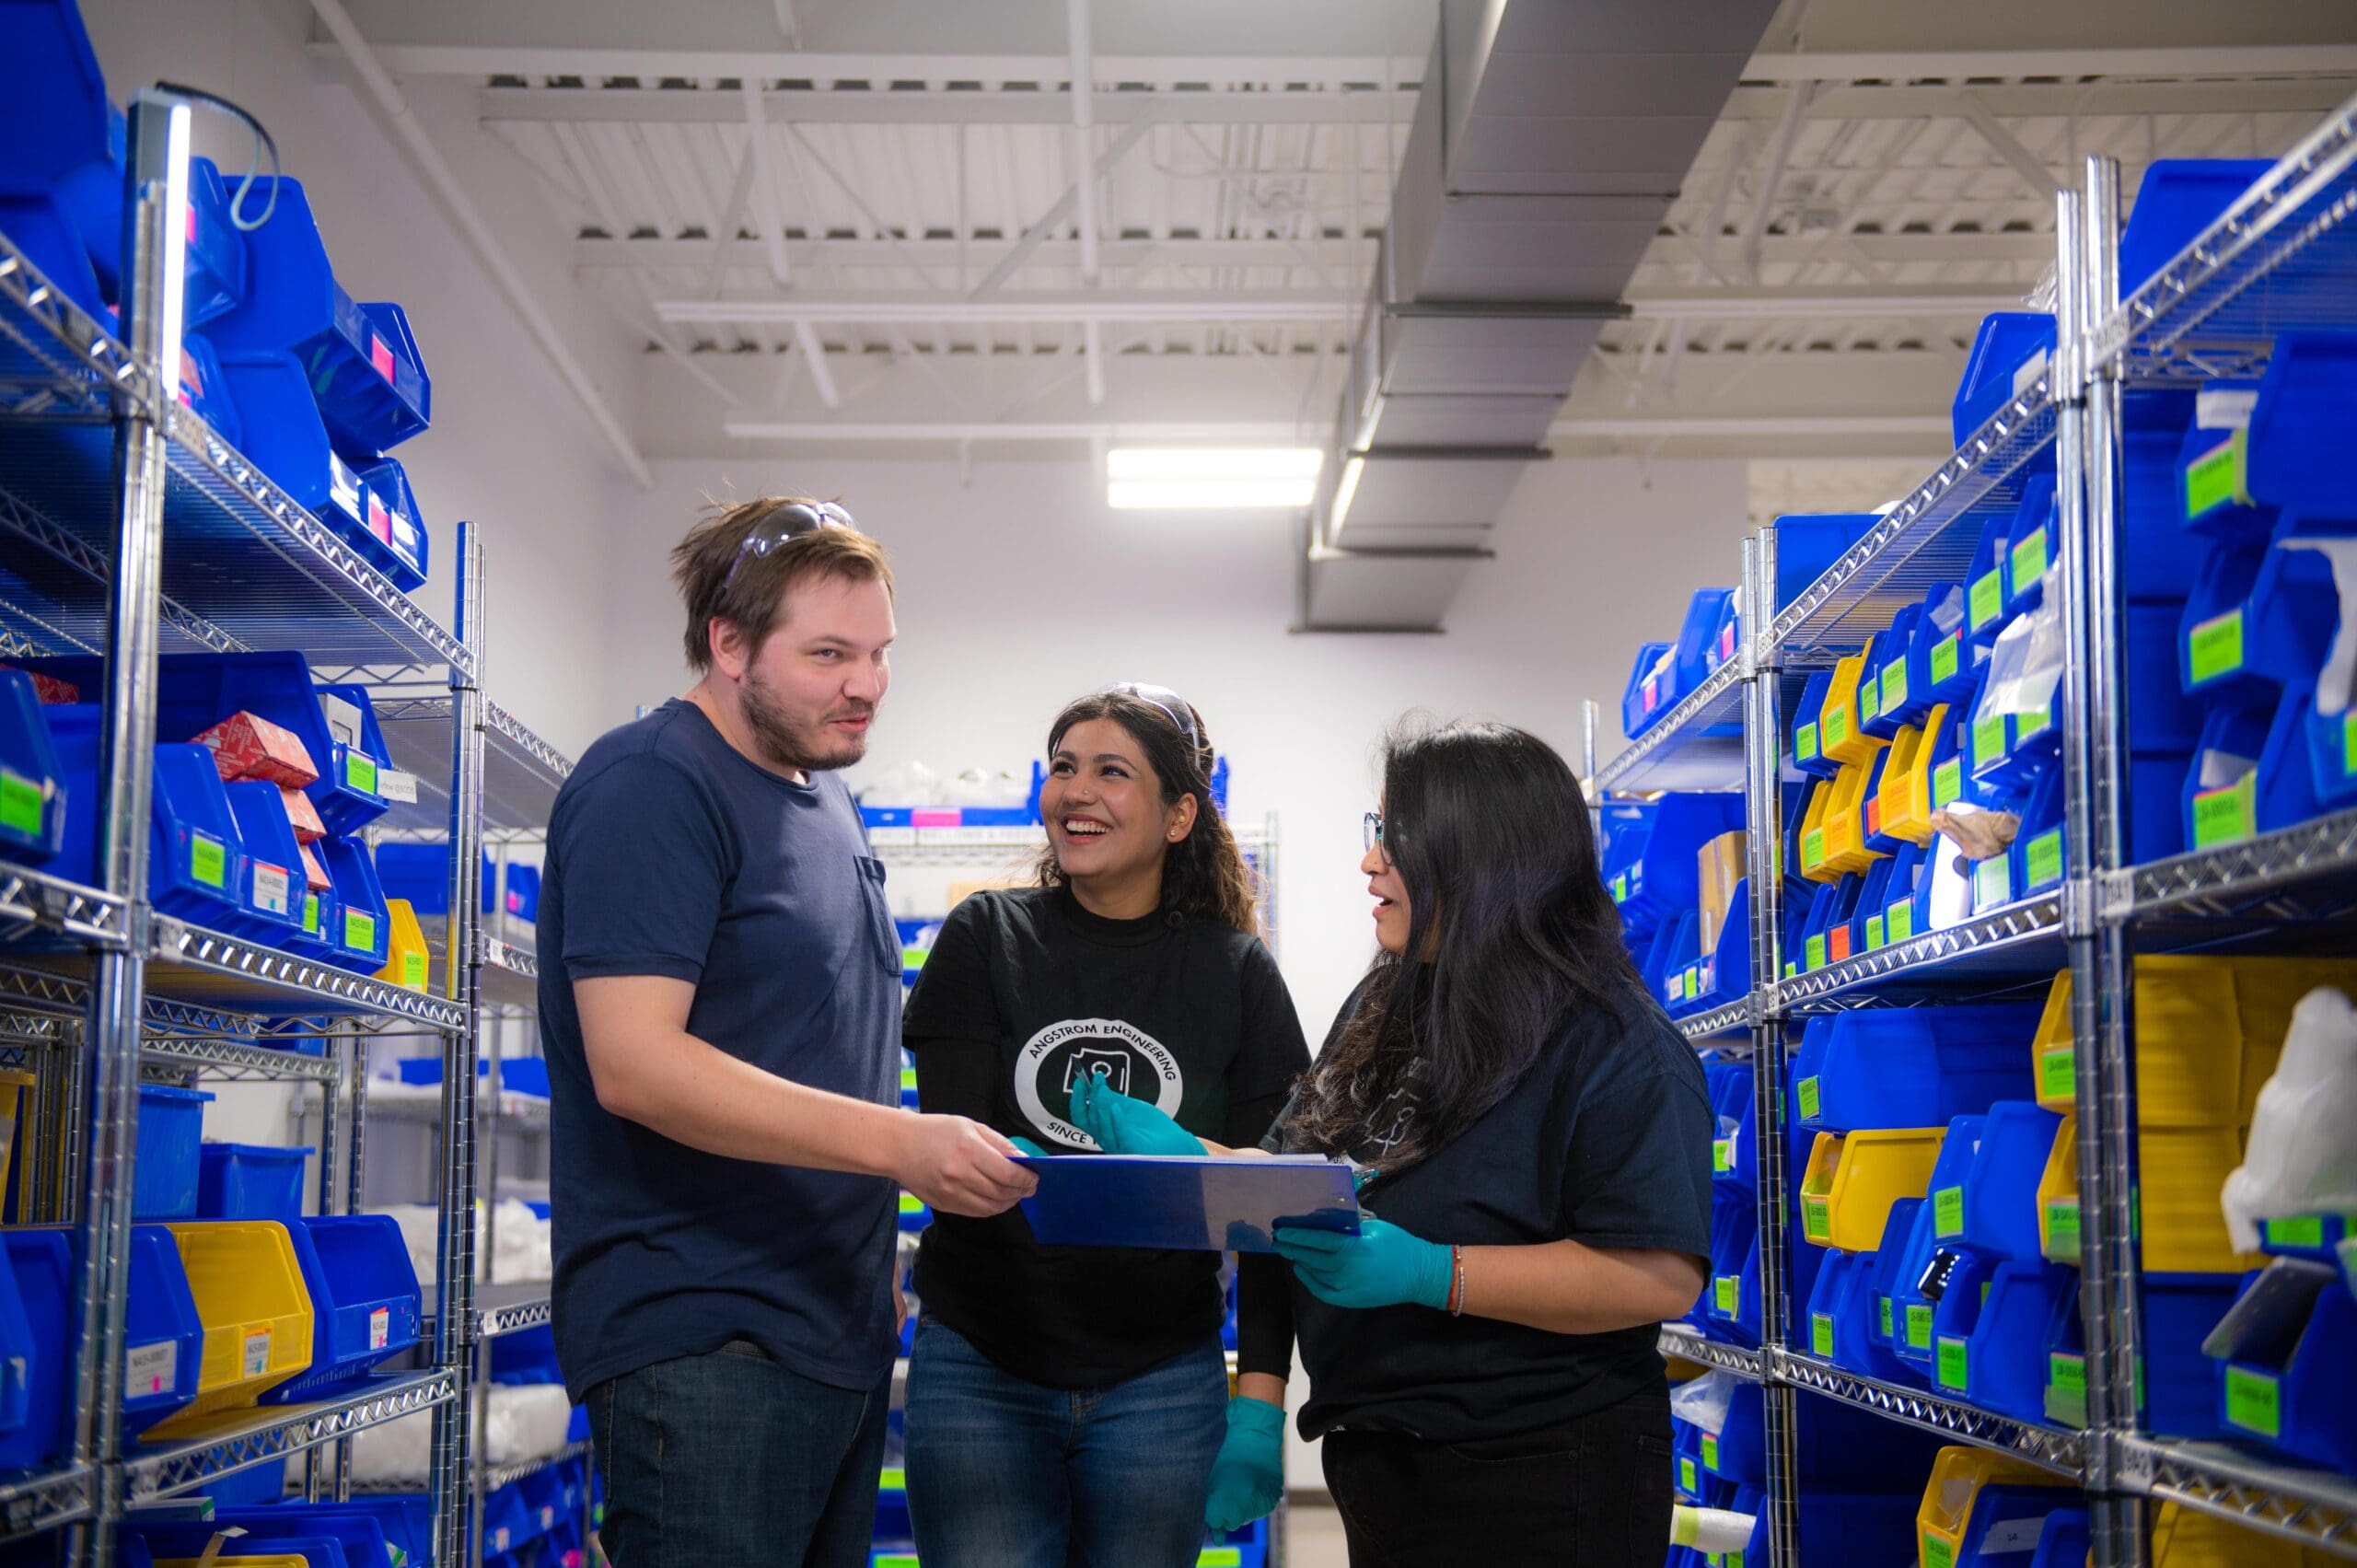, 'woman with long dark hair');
900,684,1308,1567
1083,719,1712,1565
